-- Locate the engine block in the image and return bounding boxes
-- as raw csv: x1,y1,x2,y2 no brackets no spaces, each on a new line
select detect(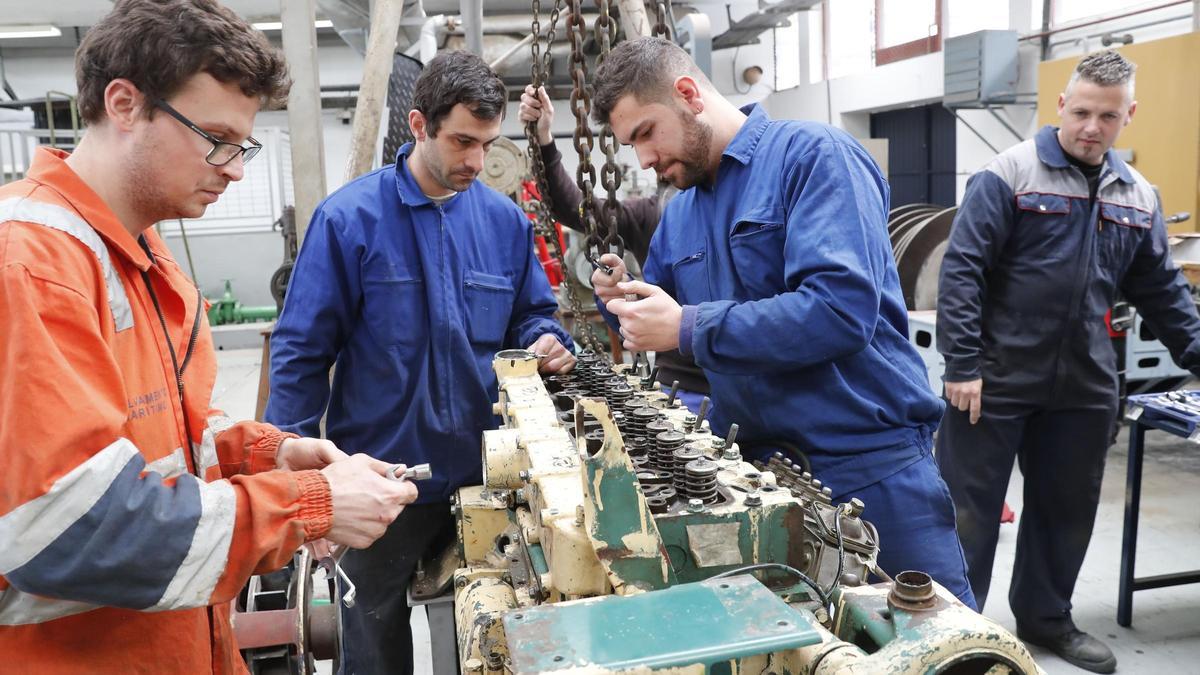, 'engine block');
447,350,1041,675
